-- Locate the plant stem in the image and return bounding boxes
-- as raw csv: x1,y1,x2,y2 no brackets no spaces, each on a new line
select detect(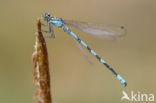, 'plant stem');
32,19,52,103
